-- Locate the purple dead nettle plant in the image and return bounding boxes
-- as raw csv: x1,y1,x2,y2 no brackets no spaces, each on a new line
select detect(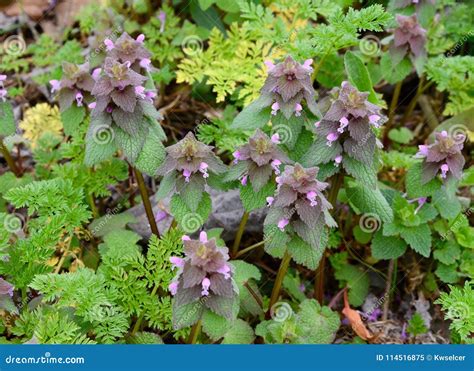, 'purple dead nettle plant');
416,130,466,183
169,231,237,328
50,62,95,110
265,163,336,251
390,14,427,66
157,132,226,193
83,32,165,166
261,55,320,118
0,277,14,297
0,74,7,102
230,129,290,191
314,81,385,167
